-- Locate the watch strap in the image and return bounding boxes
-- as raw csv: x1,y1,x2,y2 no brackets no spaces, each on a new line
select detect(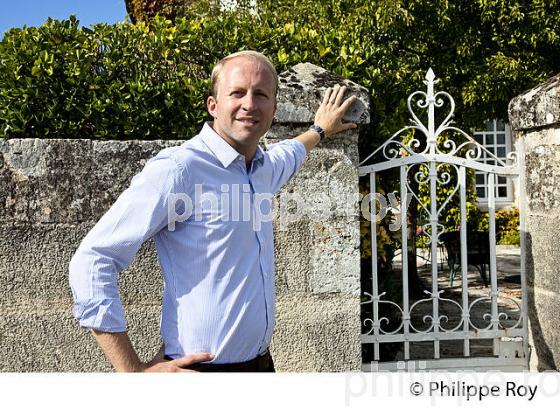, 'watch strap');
309,124,325,141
